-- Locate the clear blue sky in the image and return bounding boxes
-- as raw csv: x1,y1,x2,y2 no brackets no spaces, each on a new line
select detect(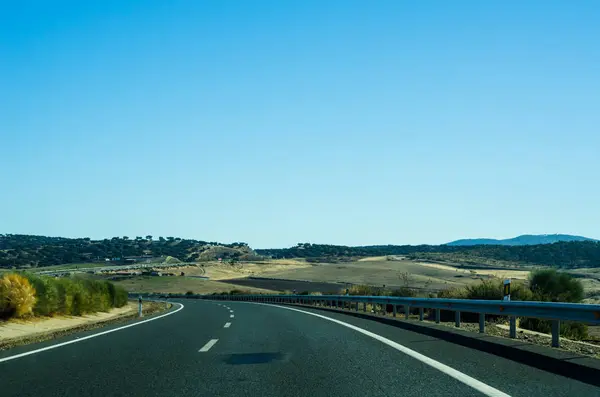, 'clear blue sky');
1,1,599,248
